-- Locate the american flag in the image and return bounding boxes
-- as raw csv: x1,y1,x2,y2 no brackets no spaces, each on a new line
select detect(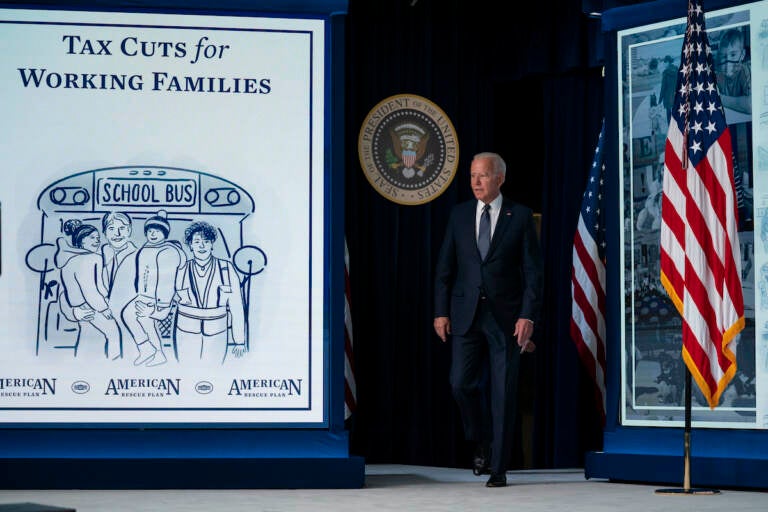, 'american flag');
344,238,357,420
659,0,744,409
570,118,607,425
